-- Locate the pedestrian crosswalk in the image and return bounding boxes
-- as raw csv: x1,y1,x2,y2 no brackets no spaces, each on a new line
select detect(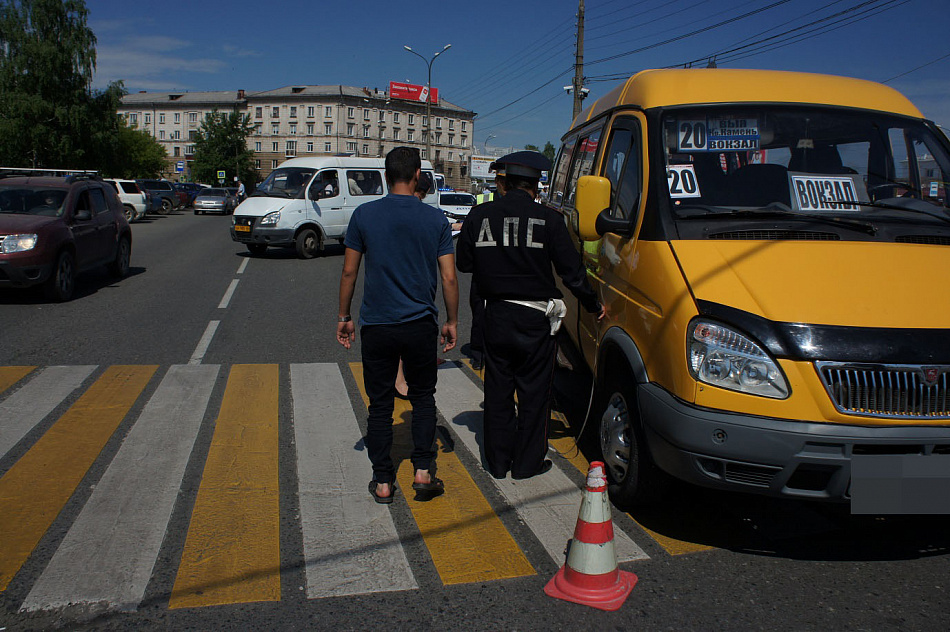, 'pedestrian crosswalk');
0,361,652,614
